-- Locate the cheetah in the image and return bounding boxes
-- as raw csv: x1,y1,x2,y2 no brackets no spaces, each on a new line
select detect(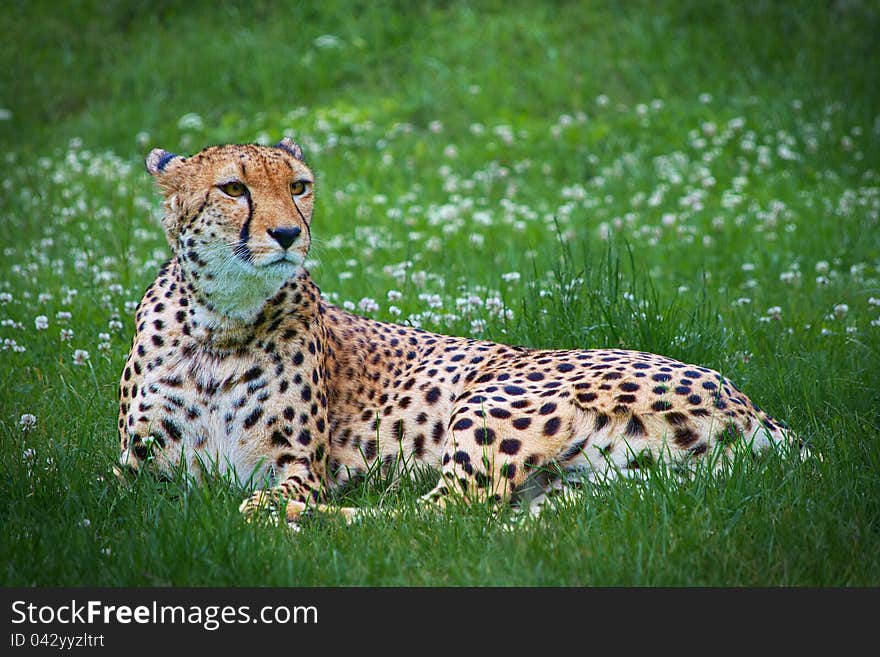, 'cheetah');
117,138,795,524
